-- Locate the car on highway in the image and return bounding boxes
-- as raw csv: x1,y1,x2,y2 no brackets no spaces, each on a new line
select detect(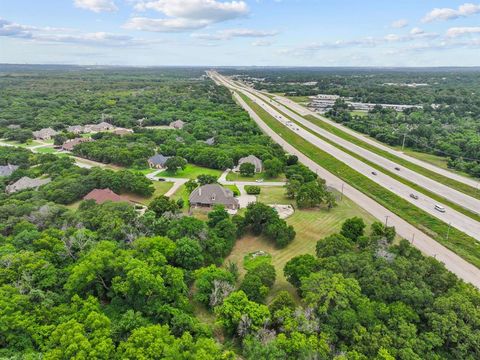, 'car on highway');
395,167,401,171
410,193,419,200
371,171,378,175
434,204,446,213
